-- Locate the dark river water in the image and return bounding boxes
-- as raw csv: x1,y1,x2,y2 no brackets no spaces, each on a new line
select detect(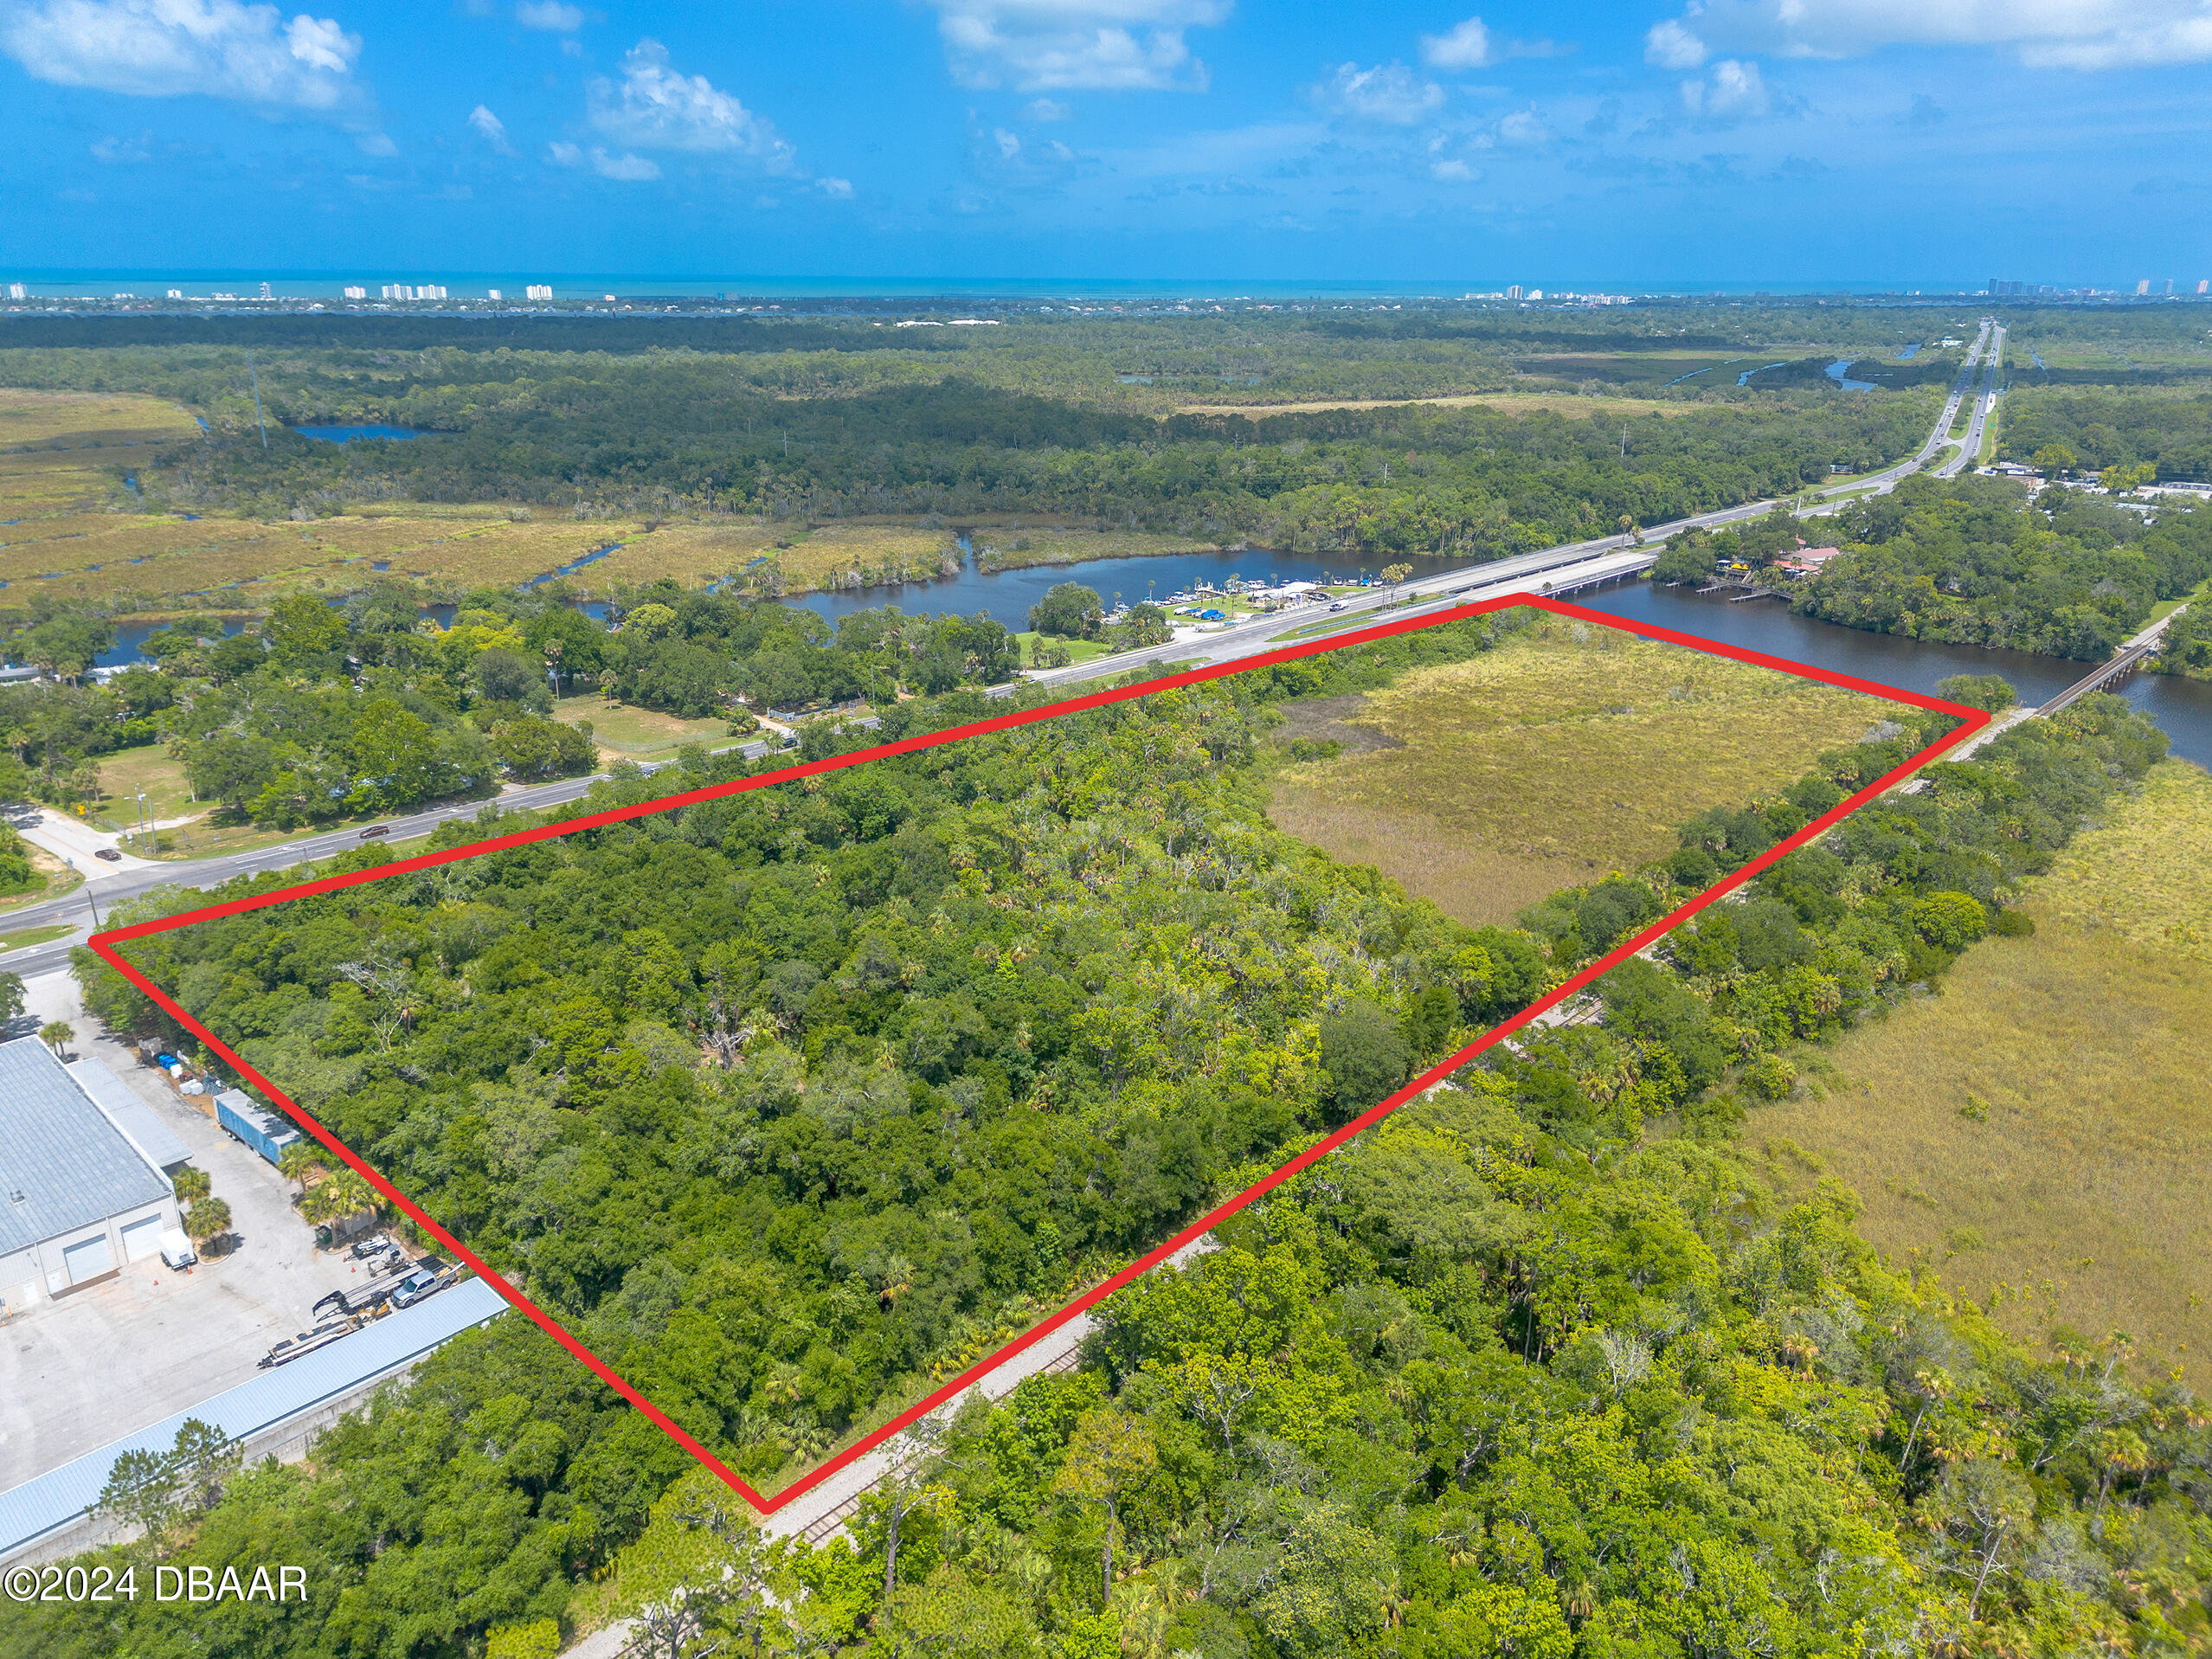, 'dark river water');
80,539,2210,766
1576,582,2212,767
788,545,1463,633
